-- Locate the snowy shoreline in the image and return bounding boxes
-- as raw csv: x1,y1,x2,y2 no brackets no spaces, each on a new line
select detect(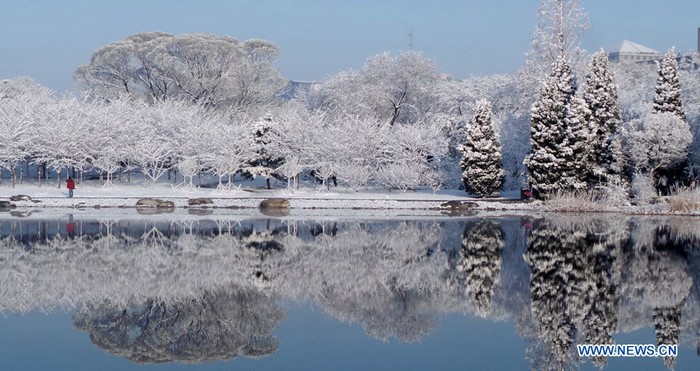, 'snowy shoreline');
1,183,699,217
0,182,533,216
